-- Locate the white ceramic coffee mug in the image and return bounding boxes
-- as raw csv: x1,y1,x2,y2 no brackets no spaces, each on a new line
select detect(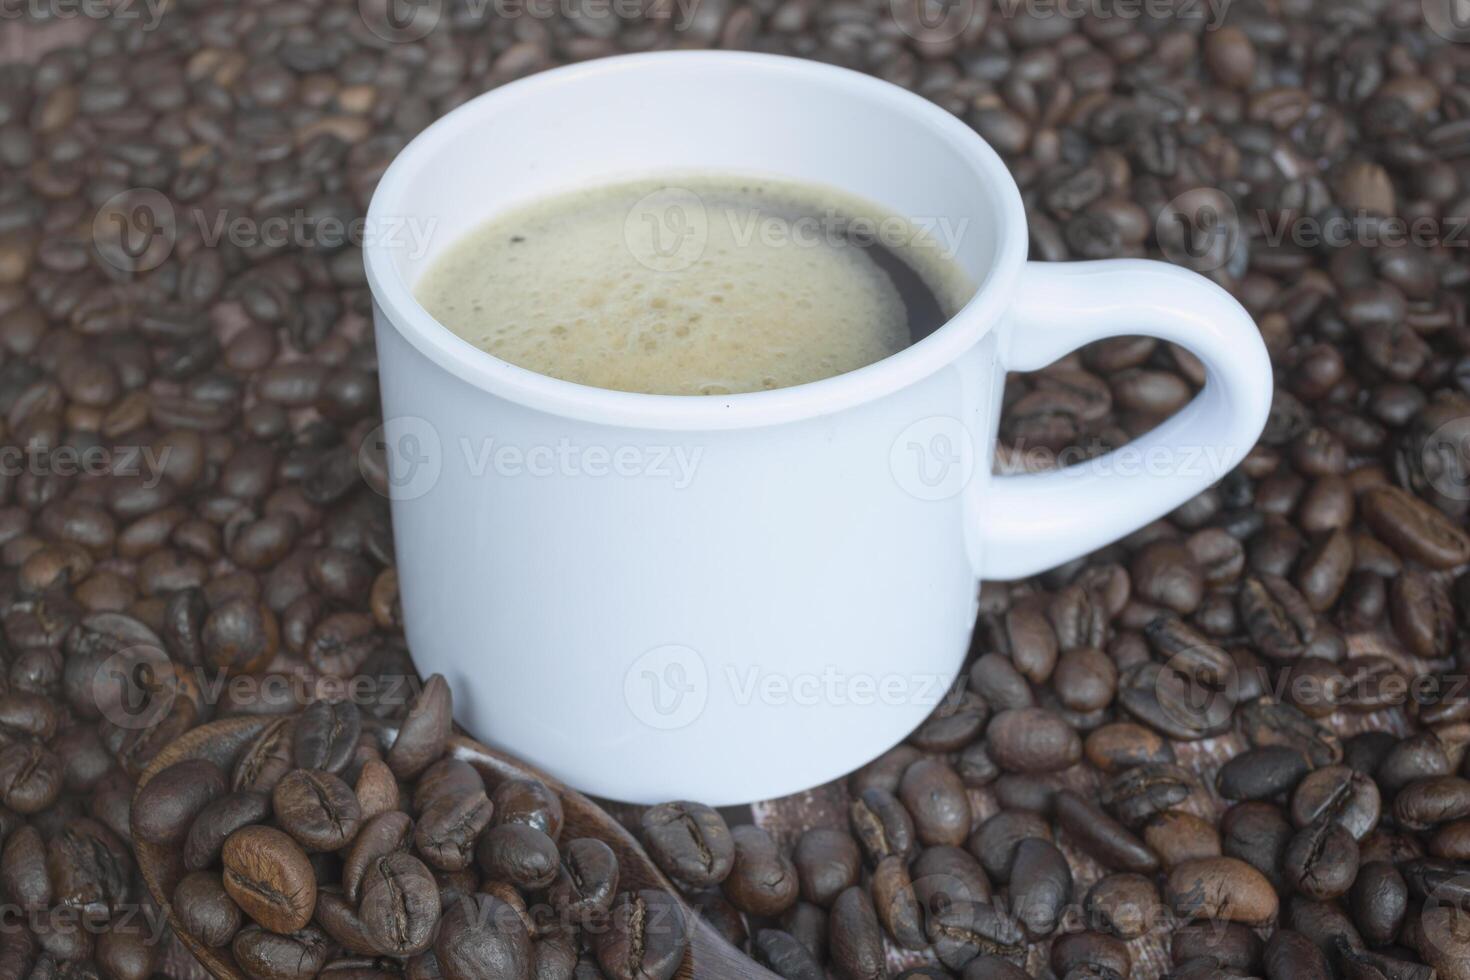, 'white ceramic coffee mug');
364,51,1271,805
